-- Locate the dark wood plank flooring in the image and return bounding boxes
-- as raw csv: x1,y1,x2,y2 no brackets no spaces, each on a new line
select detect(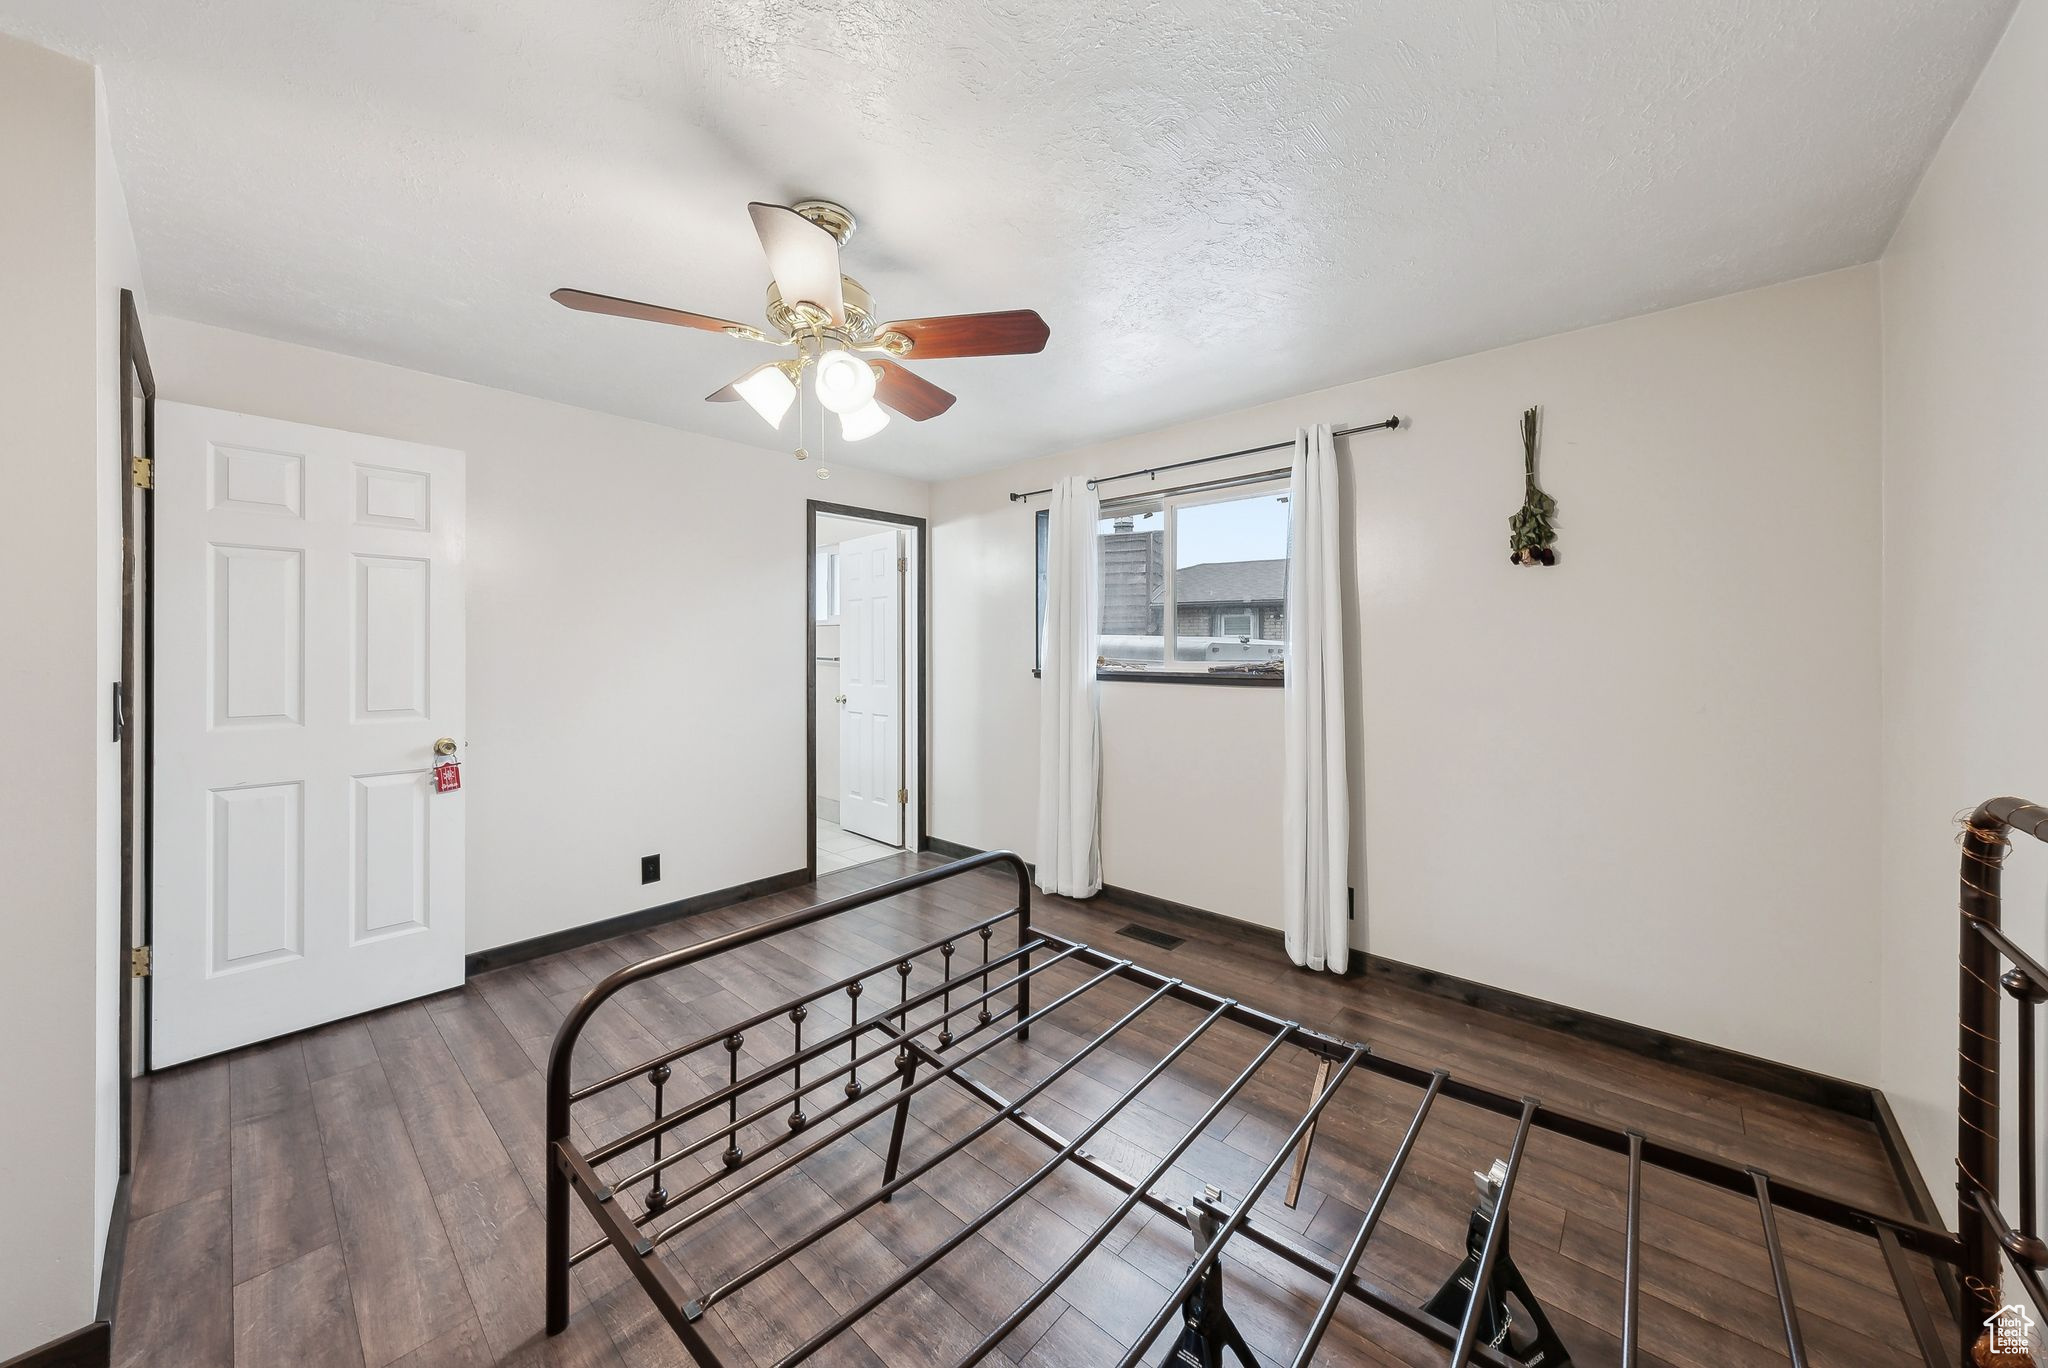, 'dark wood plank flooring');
111,852,1953,1367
